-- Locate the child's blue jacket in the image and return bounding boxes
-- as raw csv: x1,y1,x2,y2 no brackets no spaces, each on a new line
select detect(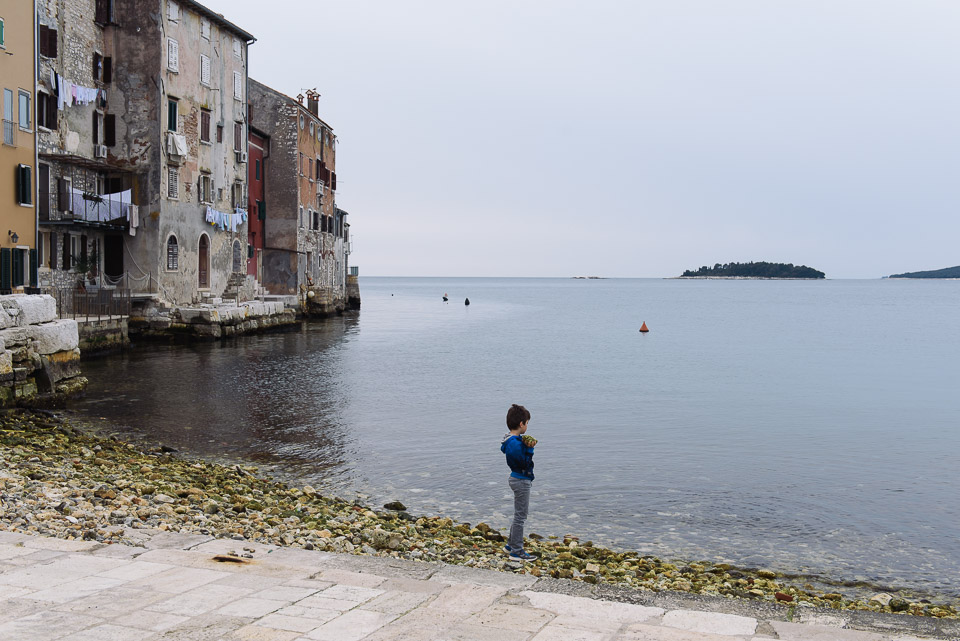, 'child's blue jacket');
501,434,535,480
